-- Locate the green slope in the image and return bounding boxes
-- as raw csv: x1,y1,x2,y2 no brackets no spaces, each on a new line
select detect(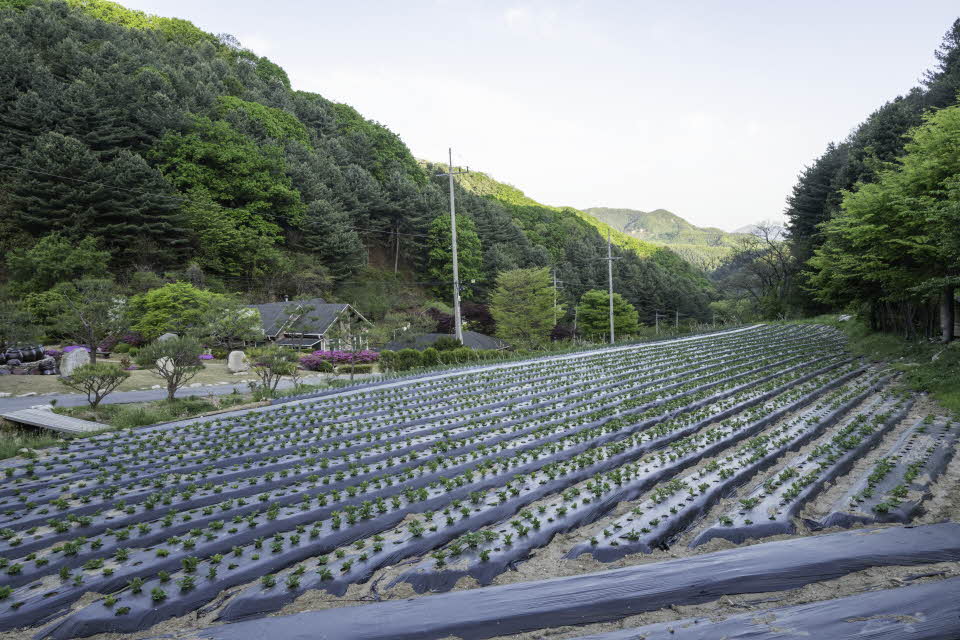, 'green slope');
584,207,747,269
